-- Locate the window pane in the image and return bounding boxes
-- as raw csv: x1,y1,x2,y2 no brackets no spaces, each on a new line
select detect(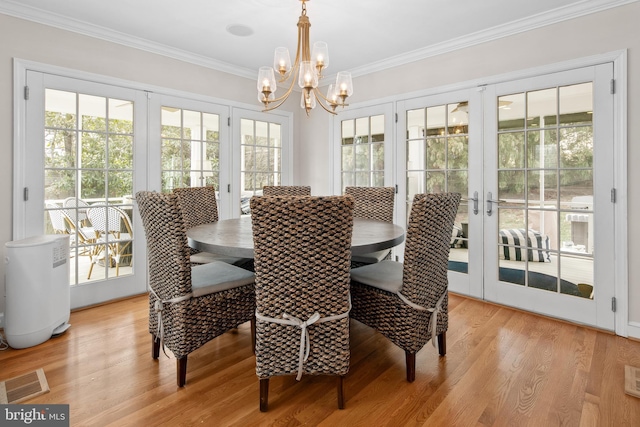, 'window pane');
45,129,76,168
79,94,106,131
498,132,525,169
81,132,106,169
559,83,593,126
448,136,468,170
341,119,354,145
270,123,281,147
342,145,354,171
498,93,525,131
371,115,384,142
426,171,445,193
527,88,557,128
203,113,219,142
527,170,558,206
46,89,76,129
355,144,370,170
560,127,593,168
426,137,445,170
407,171,424,201
498,170,525,206
407,109,424,139
108,135,133,169
407,140,425,170
527,130,558,169
355,117,369,144
109,98,133,134
426,105,446,136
